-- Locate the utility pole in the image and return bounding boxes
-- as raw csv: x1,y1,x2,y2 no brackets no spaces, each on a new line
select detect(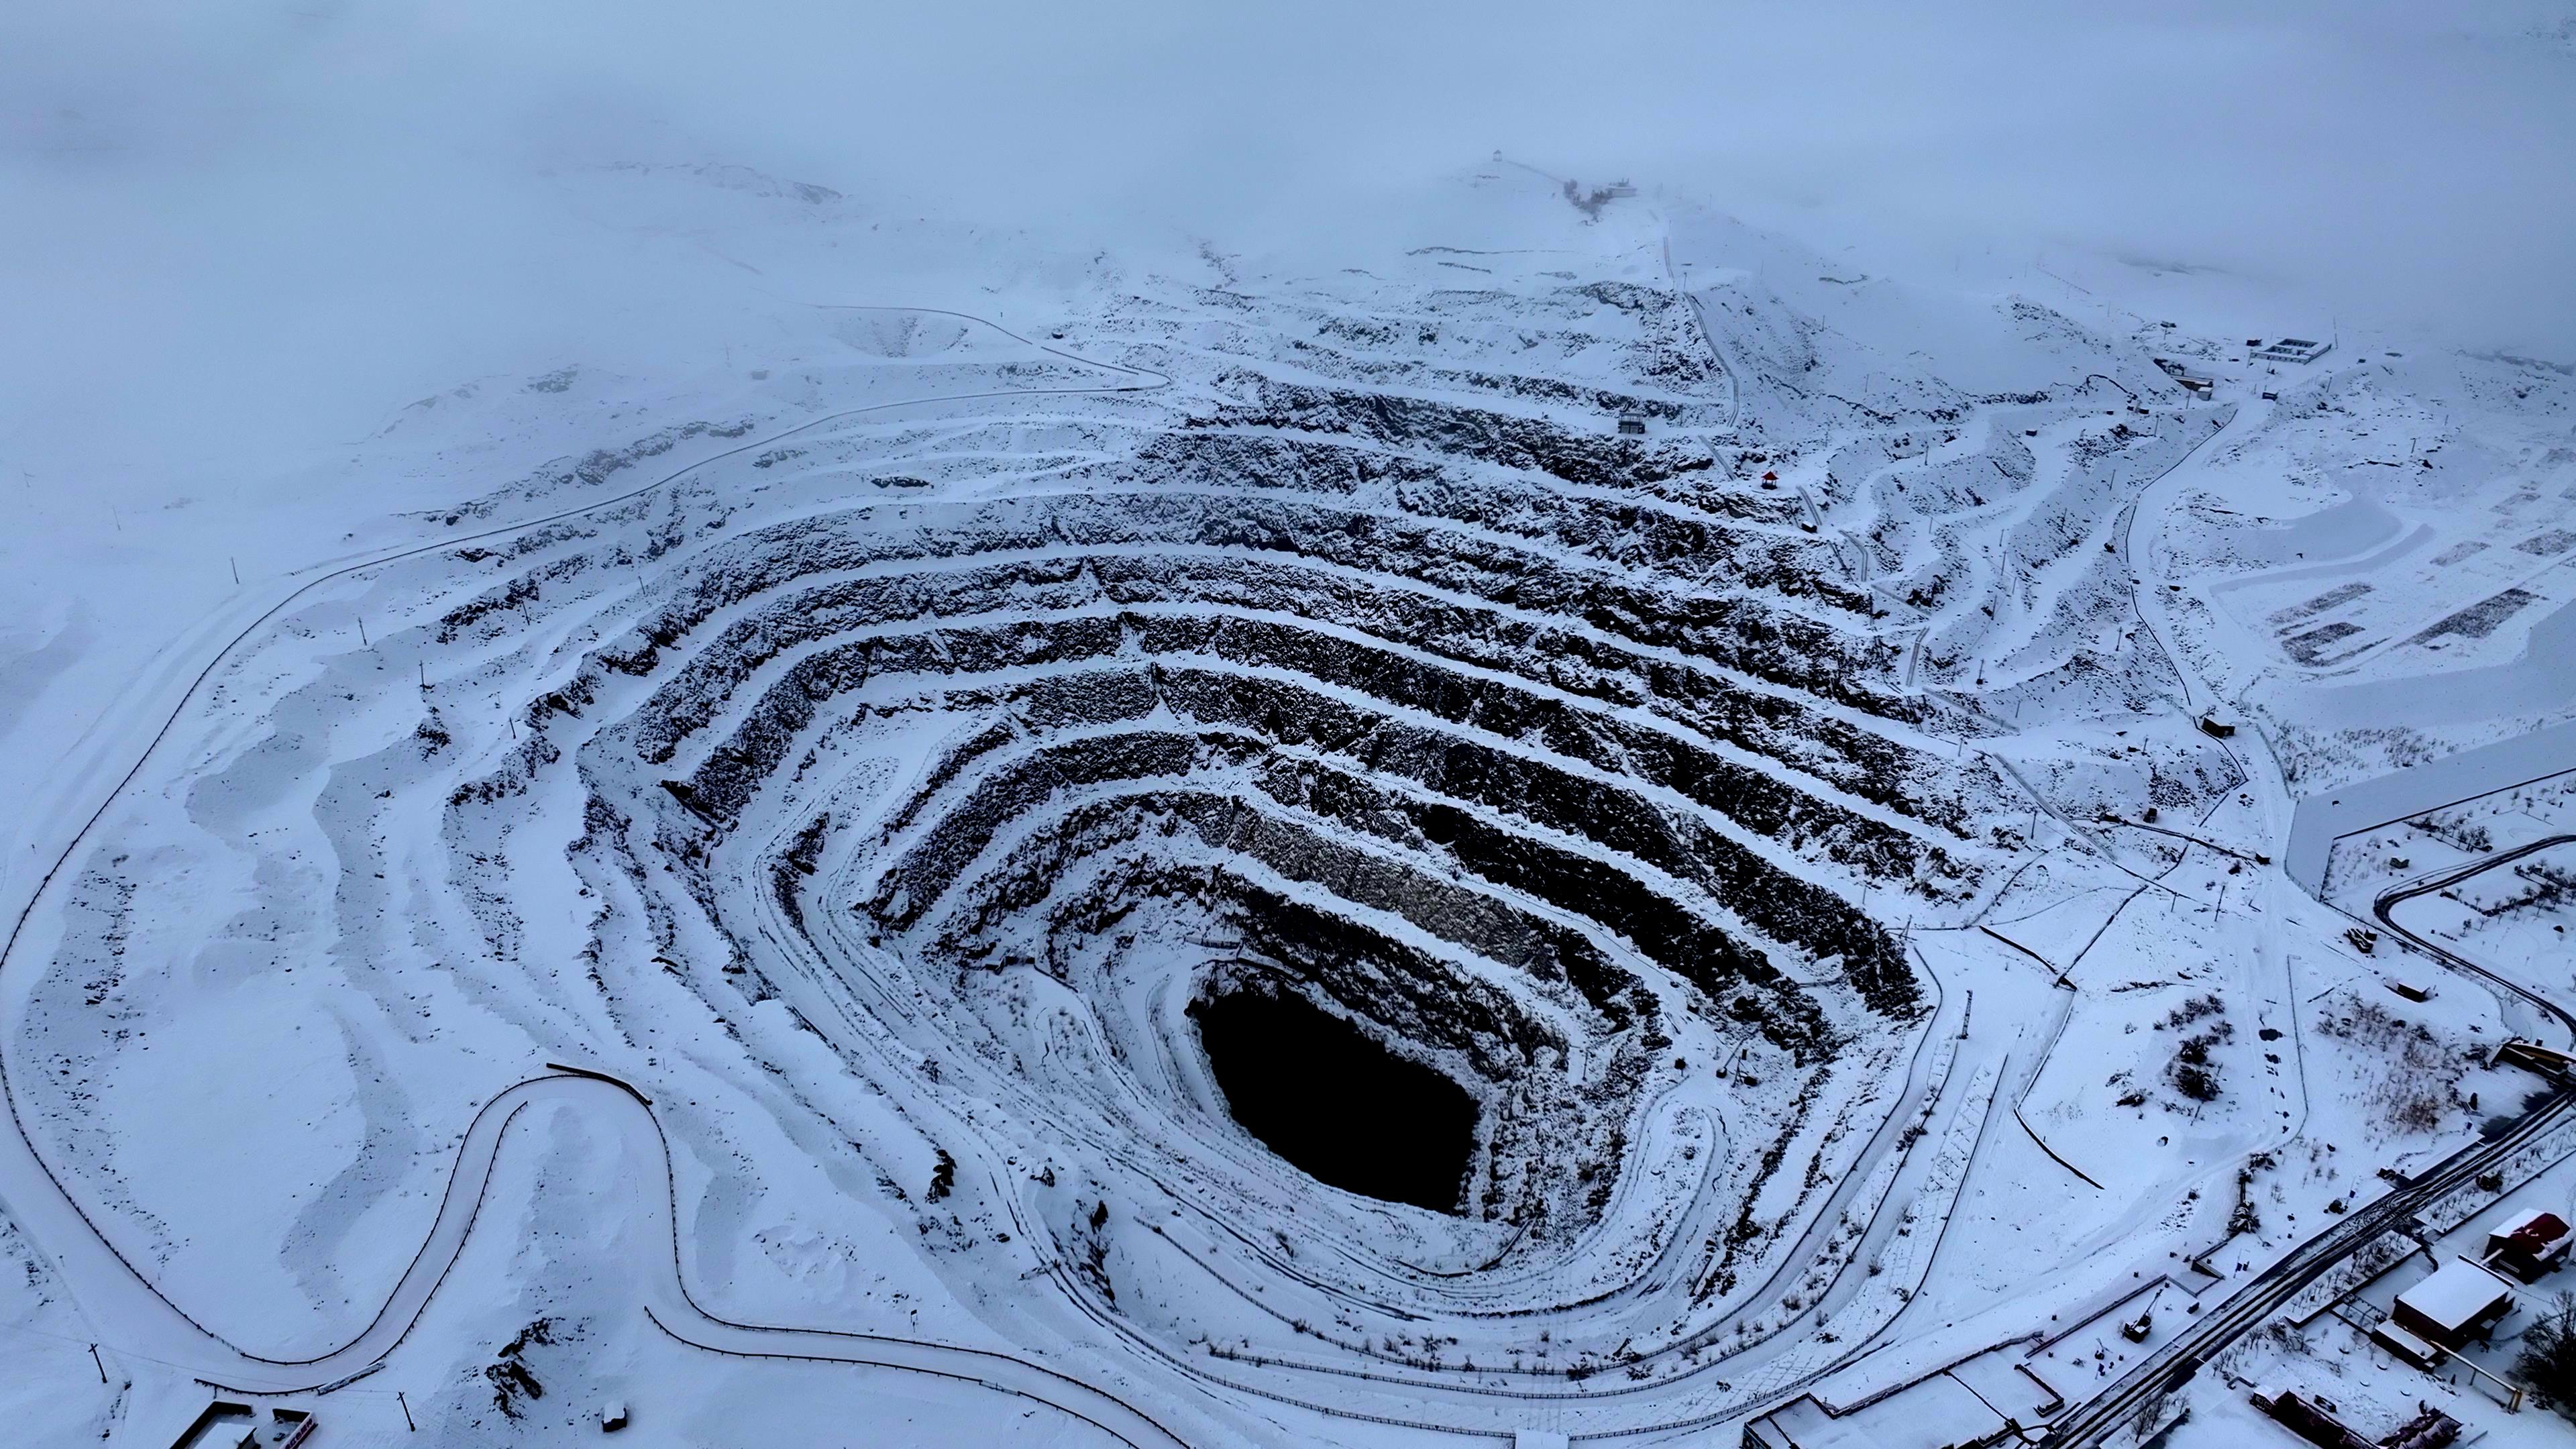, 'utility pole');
87,1344,105,1383
398,1390,415,1432
230,556,240,585
358,615,368,647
